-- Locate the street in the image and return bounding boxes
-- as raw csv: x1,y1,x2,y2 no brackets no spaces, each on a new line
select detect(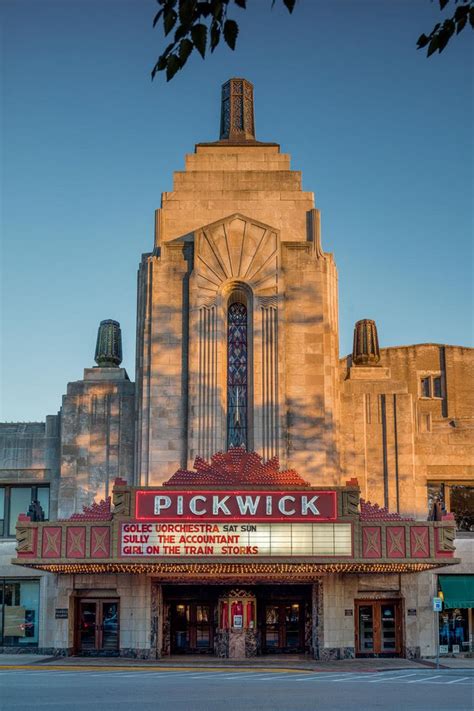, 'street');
0,667,472,711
